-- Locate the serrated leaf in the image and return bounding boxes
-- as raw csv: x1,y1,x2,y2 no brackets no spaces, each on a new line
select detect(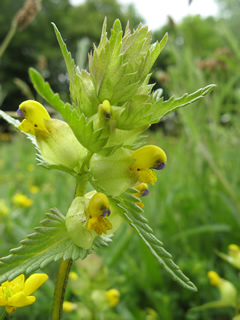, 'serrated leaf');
64,110,108,153
29,68,71,118
150,84,216,124
89,19,123,100
110,197,197,292
29,68,107,152
0,209,110,283
52,23,76,87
